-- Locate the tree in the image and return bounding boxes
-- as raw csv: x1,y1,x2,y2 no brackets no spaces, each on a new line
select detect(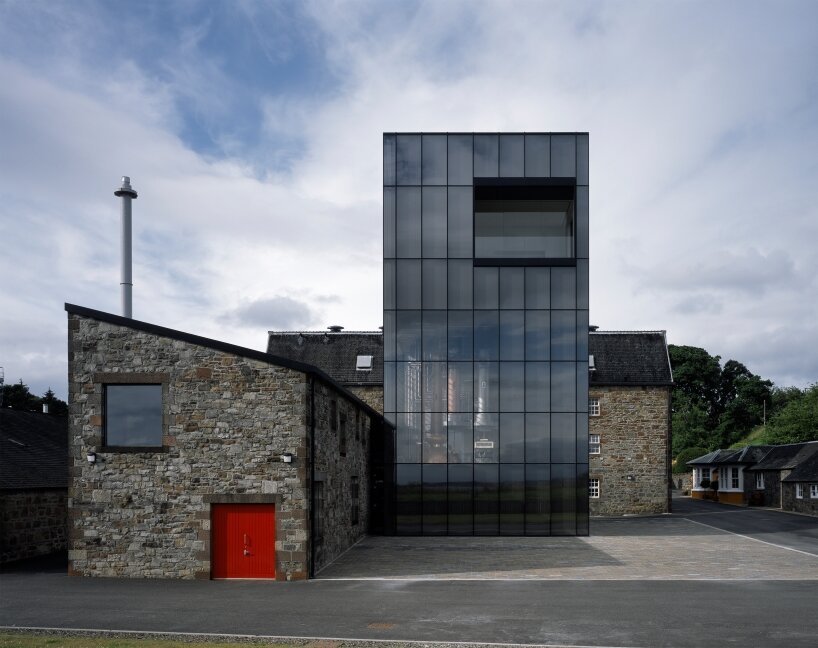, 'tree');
0,380,68,415
762,384,818,444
